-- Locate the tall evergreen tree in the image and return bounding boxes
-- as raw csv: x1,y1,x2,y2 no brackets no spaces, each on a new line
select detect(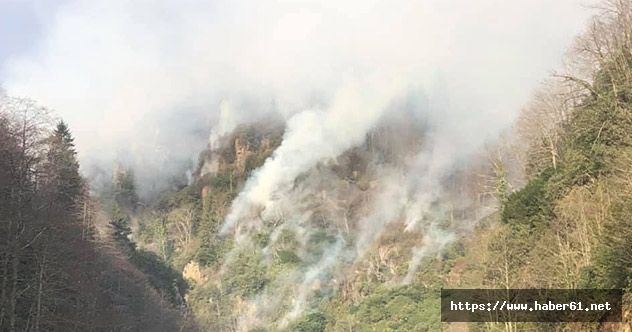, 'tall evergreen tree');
42,121,83,210
114,167,139,211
